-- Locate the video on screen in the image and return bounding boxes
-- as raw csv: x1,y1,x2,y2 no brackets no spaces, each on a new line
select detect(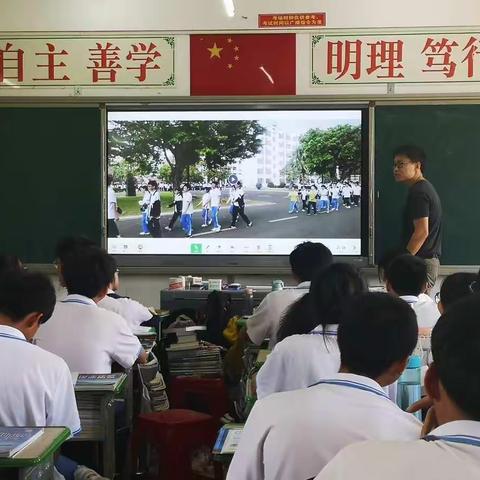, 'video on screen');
107,109,364,256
